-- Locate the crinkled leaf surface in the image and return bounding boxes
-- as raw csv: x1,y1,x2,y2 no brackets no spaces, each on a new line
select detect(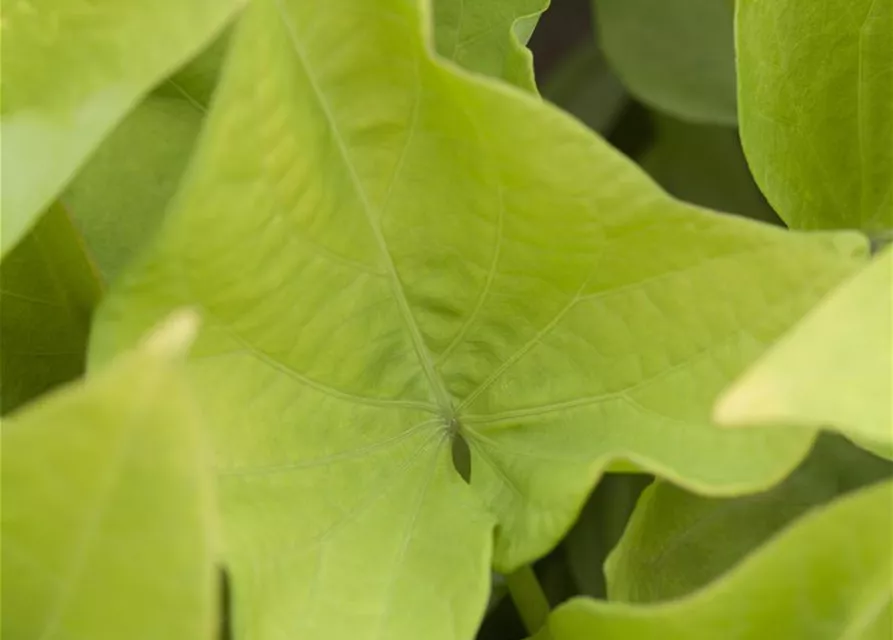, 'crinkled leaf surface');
640,114,781,225
593,0,737,125
716,248,893,460
433,0,548,92
62,33,231,282
534,480,893,640
0,202,102,414
737,0,893,230
0,0,242,257
92,0,869,638
606,434,893,603
1,314,217,640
